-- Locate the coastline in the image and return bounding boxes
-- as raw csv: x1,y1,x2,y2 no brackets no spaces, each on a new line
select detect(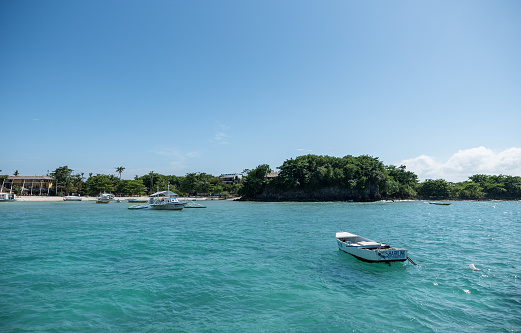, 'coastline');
12,196,518,202
15,196,240,202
